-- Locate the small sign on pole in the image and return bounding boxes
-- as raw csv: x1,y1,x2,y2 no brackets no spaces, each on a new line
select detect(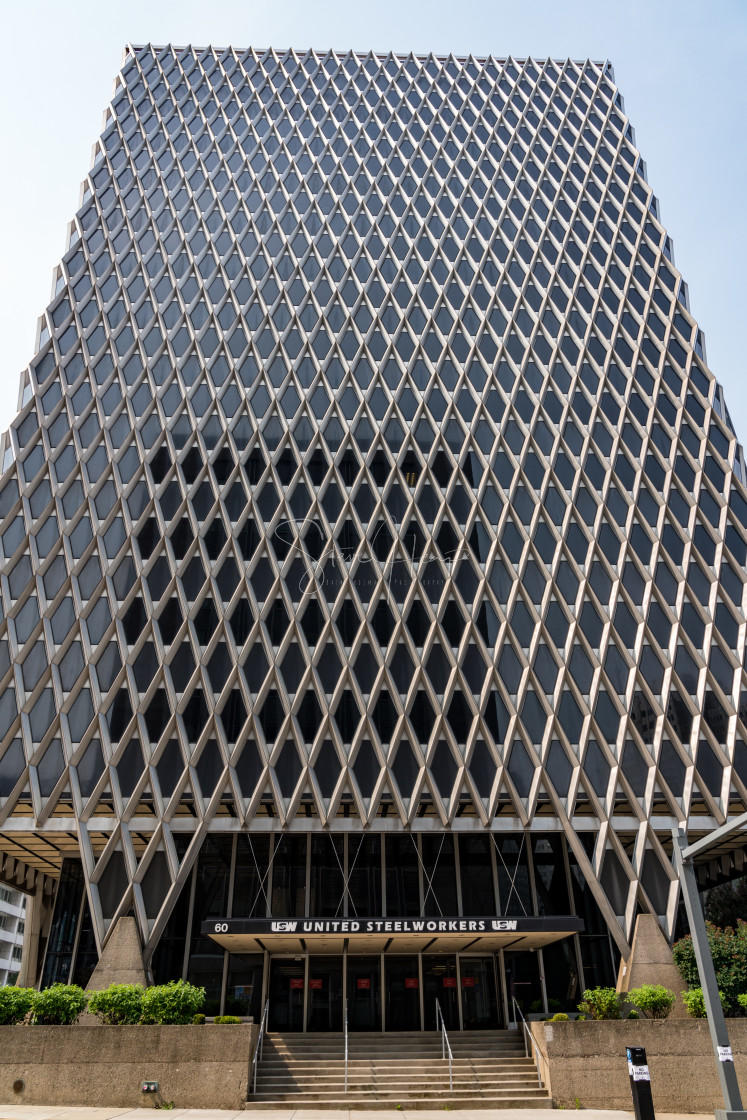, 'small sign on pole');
627,1045,655,1120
